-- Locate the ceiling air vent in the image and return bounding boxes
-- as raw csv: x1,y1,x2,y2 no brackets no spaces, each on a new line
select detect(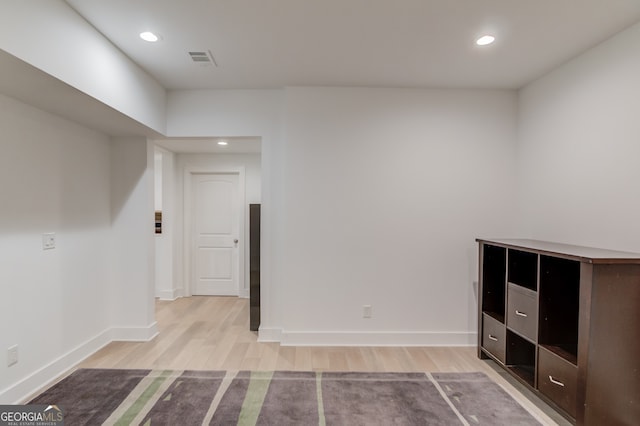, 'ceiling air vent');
188,50,218,67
